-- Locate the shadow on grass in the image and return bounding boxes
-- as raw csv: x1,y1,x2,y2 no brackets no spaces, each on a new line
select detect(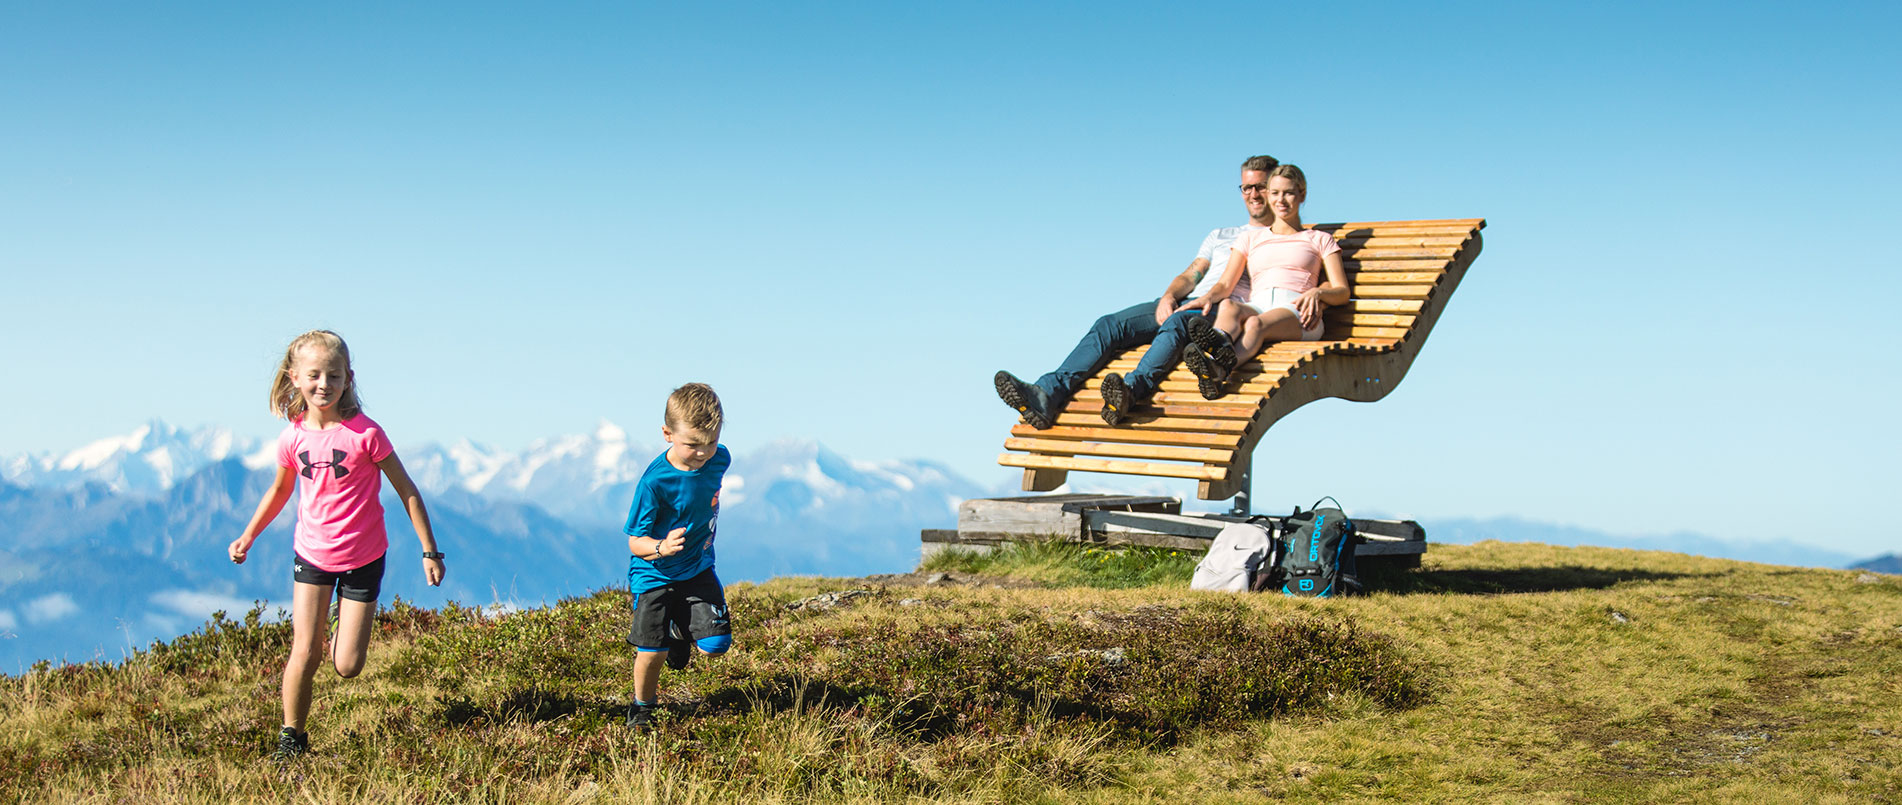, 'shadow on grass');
1372,565,1714,595
439,687,623,726
698,672,1149,744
